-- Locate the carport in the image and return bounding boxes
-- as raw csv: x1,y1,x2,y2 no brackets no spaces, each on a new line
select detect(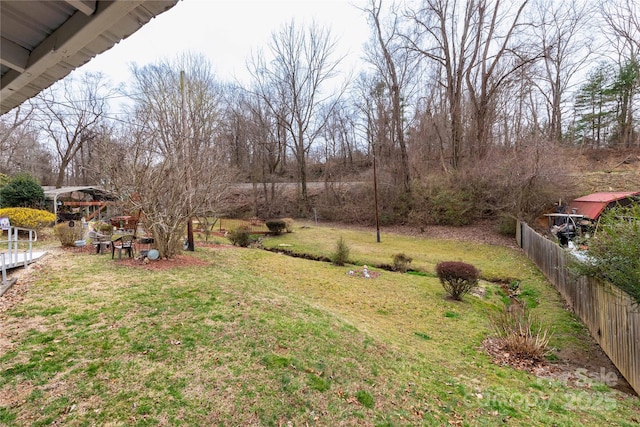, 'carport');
43,185,119,221
567,191,640,220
